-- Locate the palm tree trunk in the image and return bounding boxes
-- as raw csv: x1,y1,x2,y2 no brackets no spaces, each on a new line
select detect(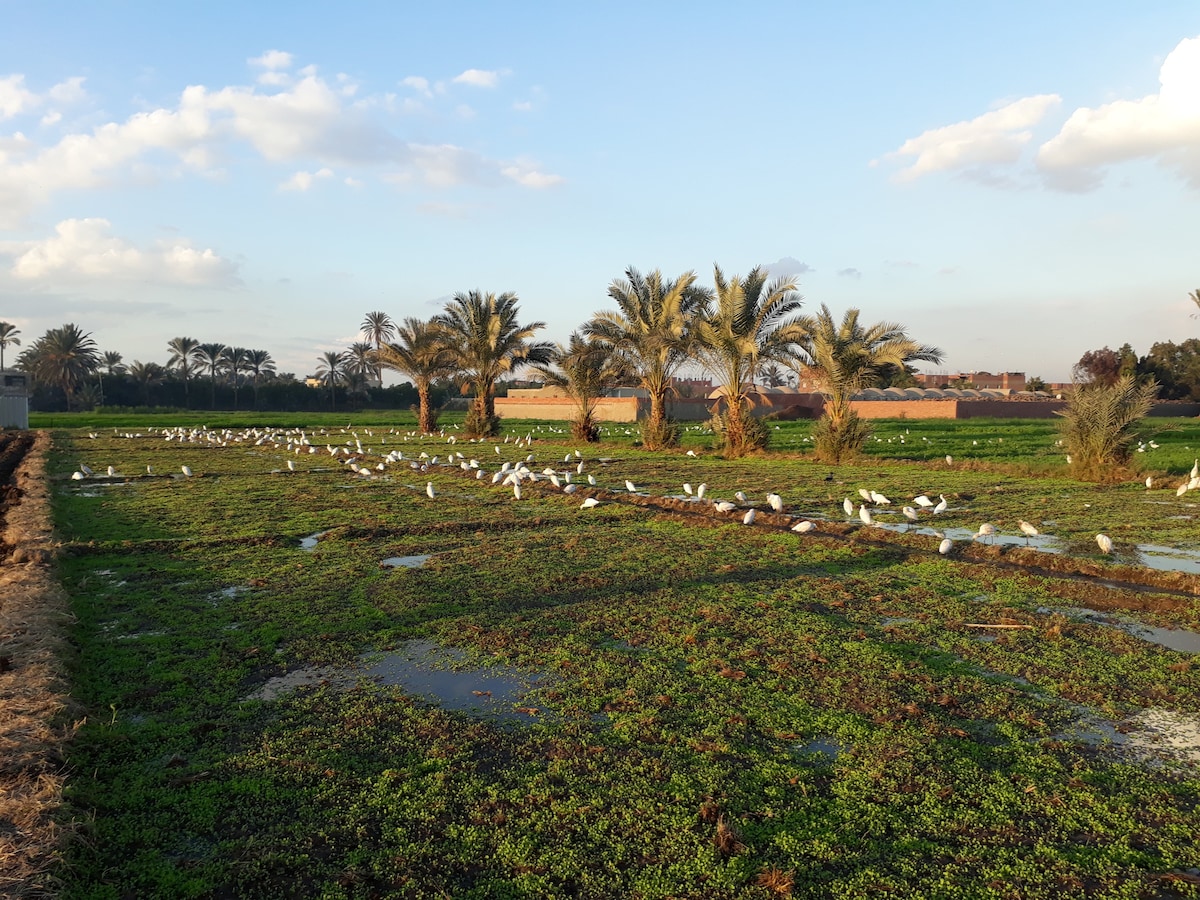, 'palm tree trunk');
417,381,434,434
